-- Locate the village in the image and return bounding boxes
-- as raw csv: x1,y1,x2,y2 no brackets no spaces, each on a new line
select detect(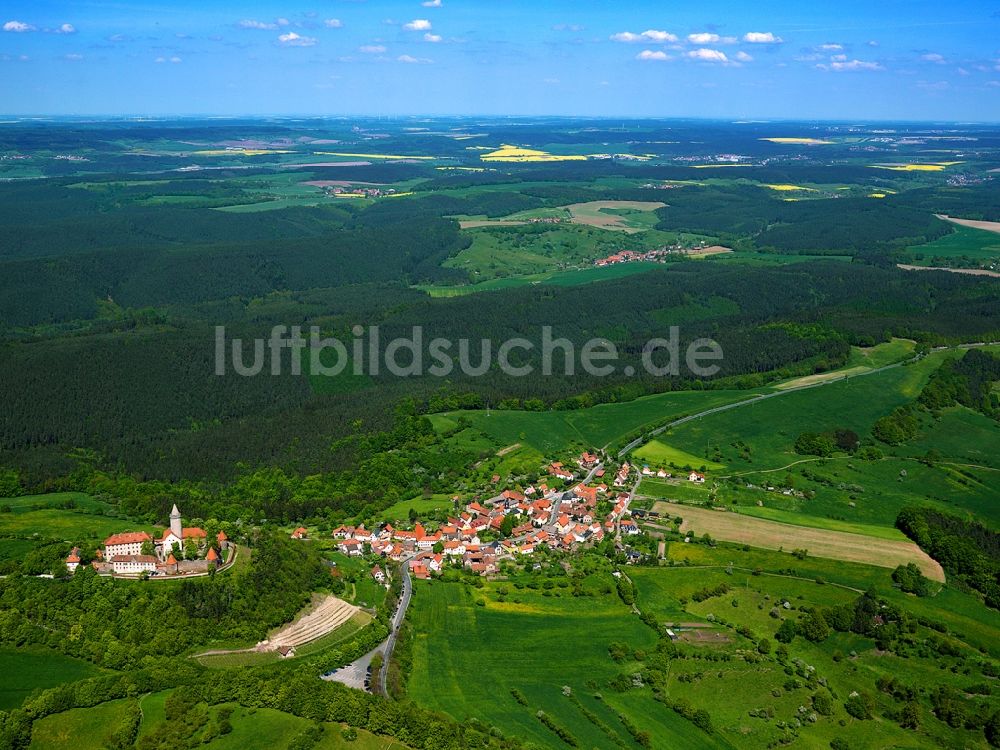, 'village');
65,453,710,584
592,242,721,267
318,452,710,582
